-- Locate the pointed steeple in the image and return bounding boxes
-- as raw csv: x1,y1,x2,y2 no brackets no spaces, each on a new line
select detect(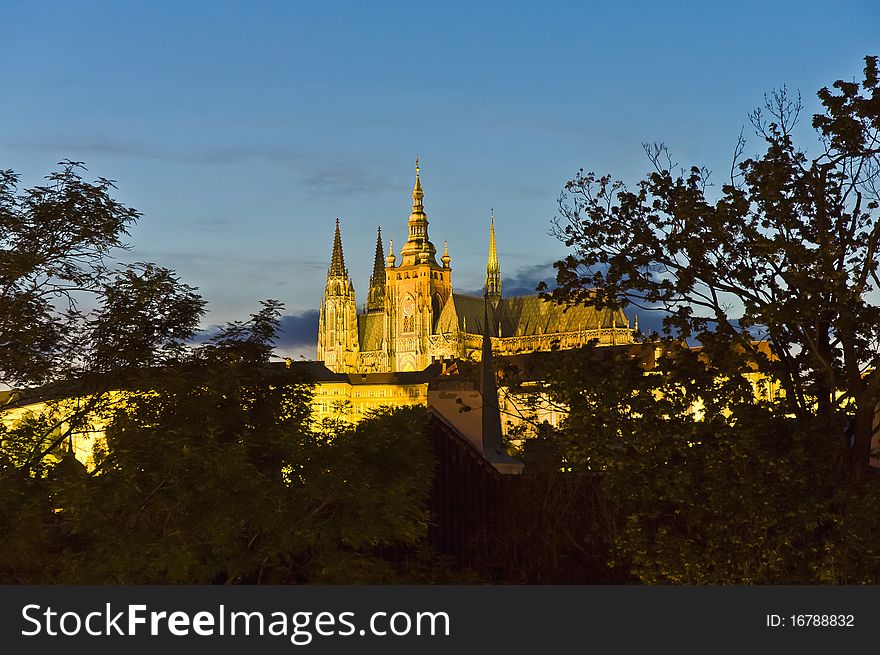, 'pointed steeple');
367,226,386,313
328,218,346,278
485,209,502,306
371,226,385,278
441,240,451,268
400,158,438,266
412,157,424,210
